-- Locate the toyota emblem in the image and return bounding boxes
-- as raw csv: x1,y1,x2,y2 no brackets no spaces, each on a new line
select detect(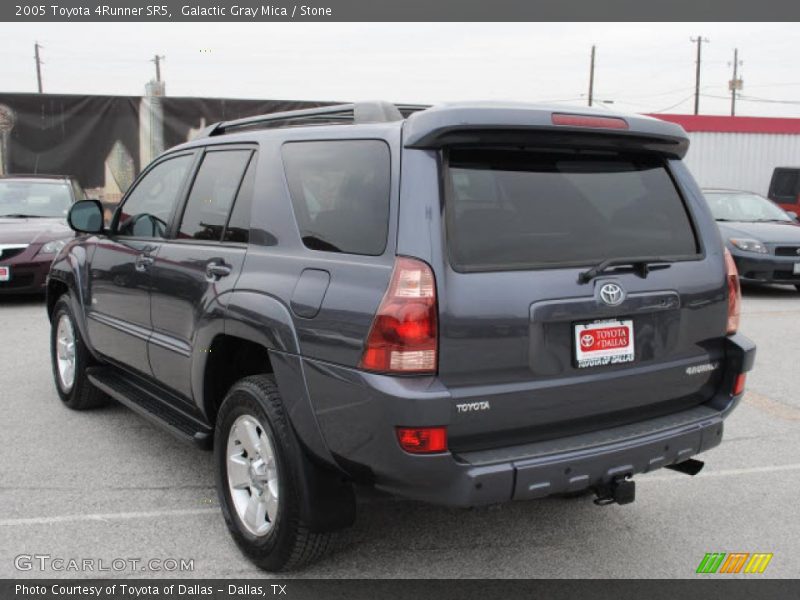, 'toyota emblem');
599,282,625,306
